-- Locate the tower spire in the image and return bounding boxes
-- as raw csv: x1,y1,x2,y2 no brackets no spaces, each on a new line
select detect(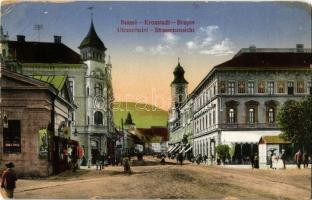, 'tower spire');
88,6,94,21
